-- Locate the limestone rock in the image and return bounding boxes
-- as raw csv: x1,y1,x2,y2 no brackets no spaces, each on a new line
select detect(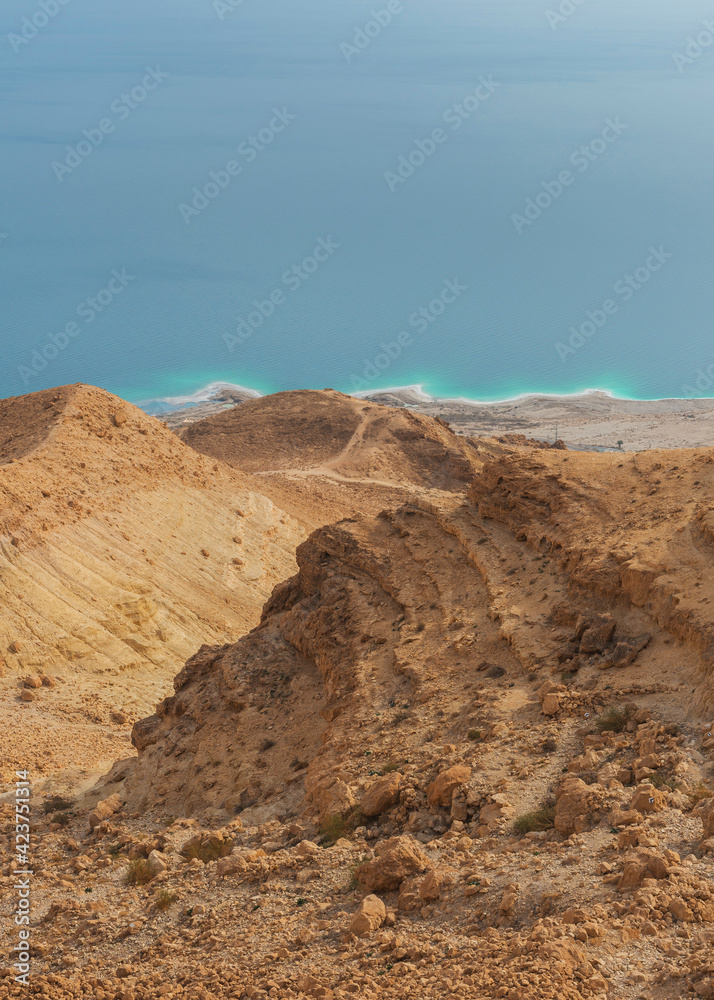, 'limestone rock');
356,836,433,891
349,895,386,937
88,793,123,829
360,773,401,817
147,850,170,877
630,785,666,814
542,693,561,716
419,869,444,902
427,766,472,808
578,614,616,654
555,778,593,836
